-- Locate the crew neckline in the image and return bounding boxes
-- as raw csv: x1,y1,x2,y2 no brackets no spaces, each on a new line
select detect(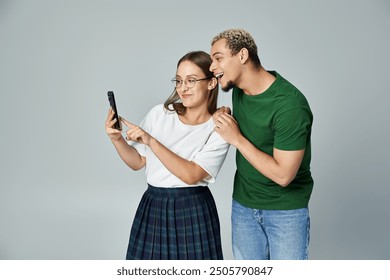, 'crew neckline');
175,113,213,127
